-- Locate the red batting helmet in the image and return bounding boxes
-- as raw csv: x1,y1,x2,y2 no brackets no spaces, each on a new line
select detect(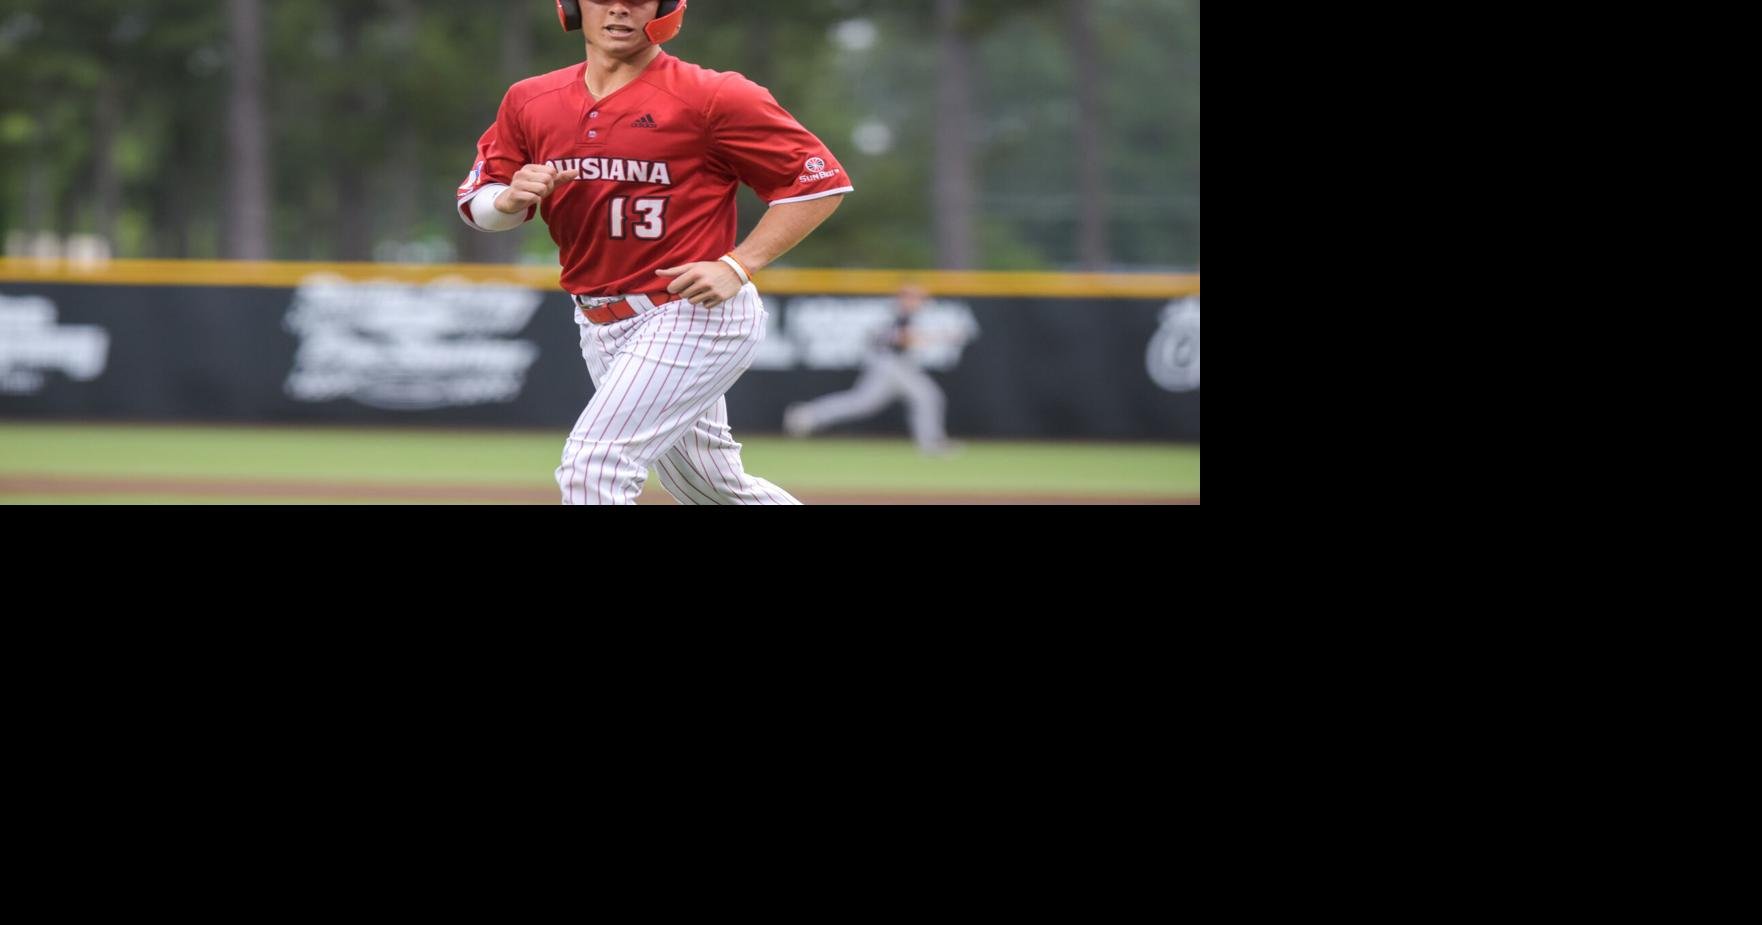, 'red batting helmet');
556,1,689,44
